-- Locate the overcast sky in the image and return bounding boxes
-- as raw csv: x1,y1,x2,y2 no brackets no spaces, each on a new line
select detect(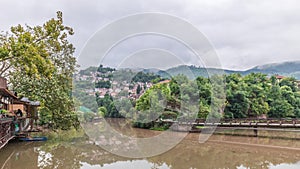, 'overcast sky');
1,0,300,70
